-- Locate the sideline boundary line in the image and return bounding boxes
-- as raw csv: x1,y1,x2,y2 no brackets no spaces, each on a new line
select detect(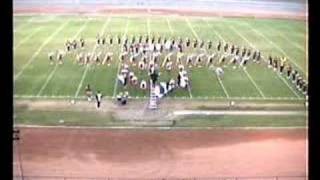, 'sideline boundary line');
15,124,307,130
